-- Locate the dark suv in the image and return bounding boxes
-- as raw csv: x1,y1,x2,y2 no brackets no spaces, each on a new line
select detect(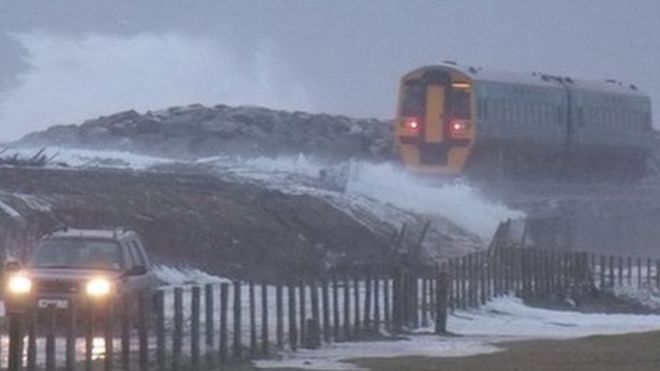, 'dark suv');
4,227,157,314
